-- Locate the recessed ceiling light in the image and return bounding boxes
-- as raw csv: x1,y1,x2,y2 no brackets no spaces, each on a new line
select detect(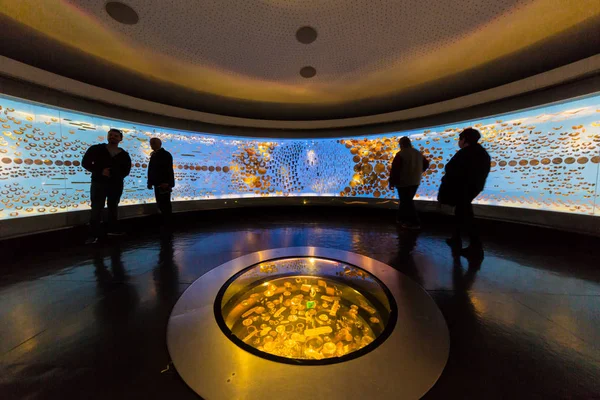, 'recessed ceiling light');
296,27,317,44
300,66,317,78
105,2,139,25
